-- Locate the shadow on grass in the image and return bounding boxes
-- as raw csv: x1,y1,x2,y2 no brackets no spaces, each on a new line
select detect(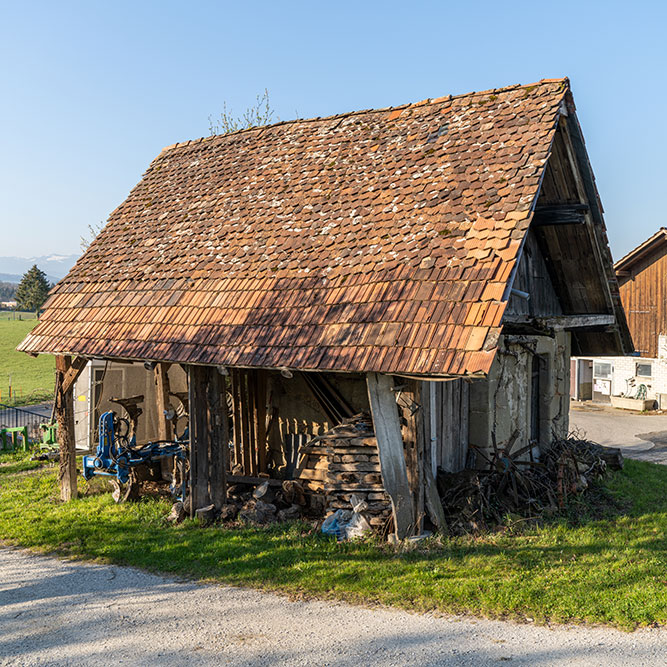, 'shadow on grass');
0,459,665,627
